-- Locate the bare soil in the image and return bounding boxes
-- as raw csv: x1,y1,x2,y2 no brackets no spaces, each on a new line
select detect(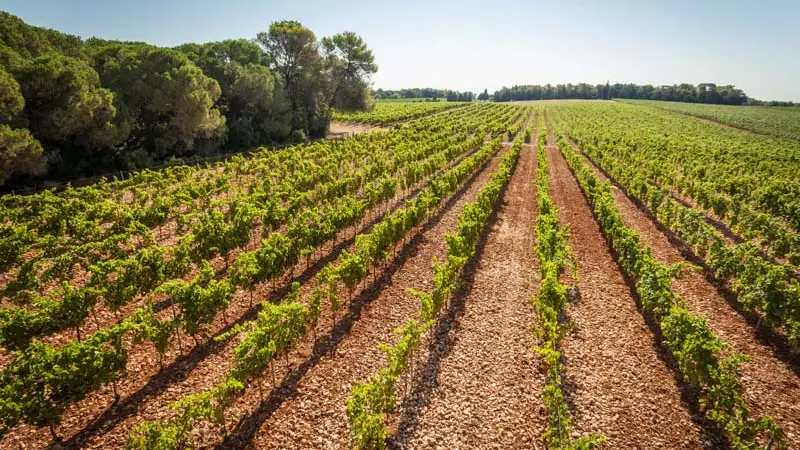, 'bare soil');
391,142,544,449
546,143,706,449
